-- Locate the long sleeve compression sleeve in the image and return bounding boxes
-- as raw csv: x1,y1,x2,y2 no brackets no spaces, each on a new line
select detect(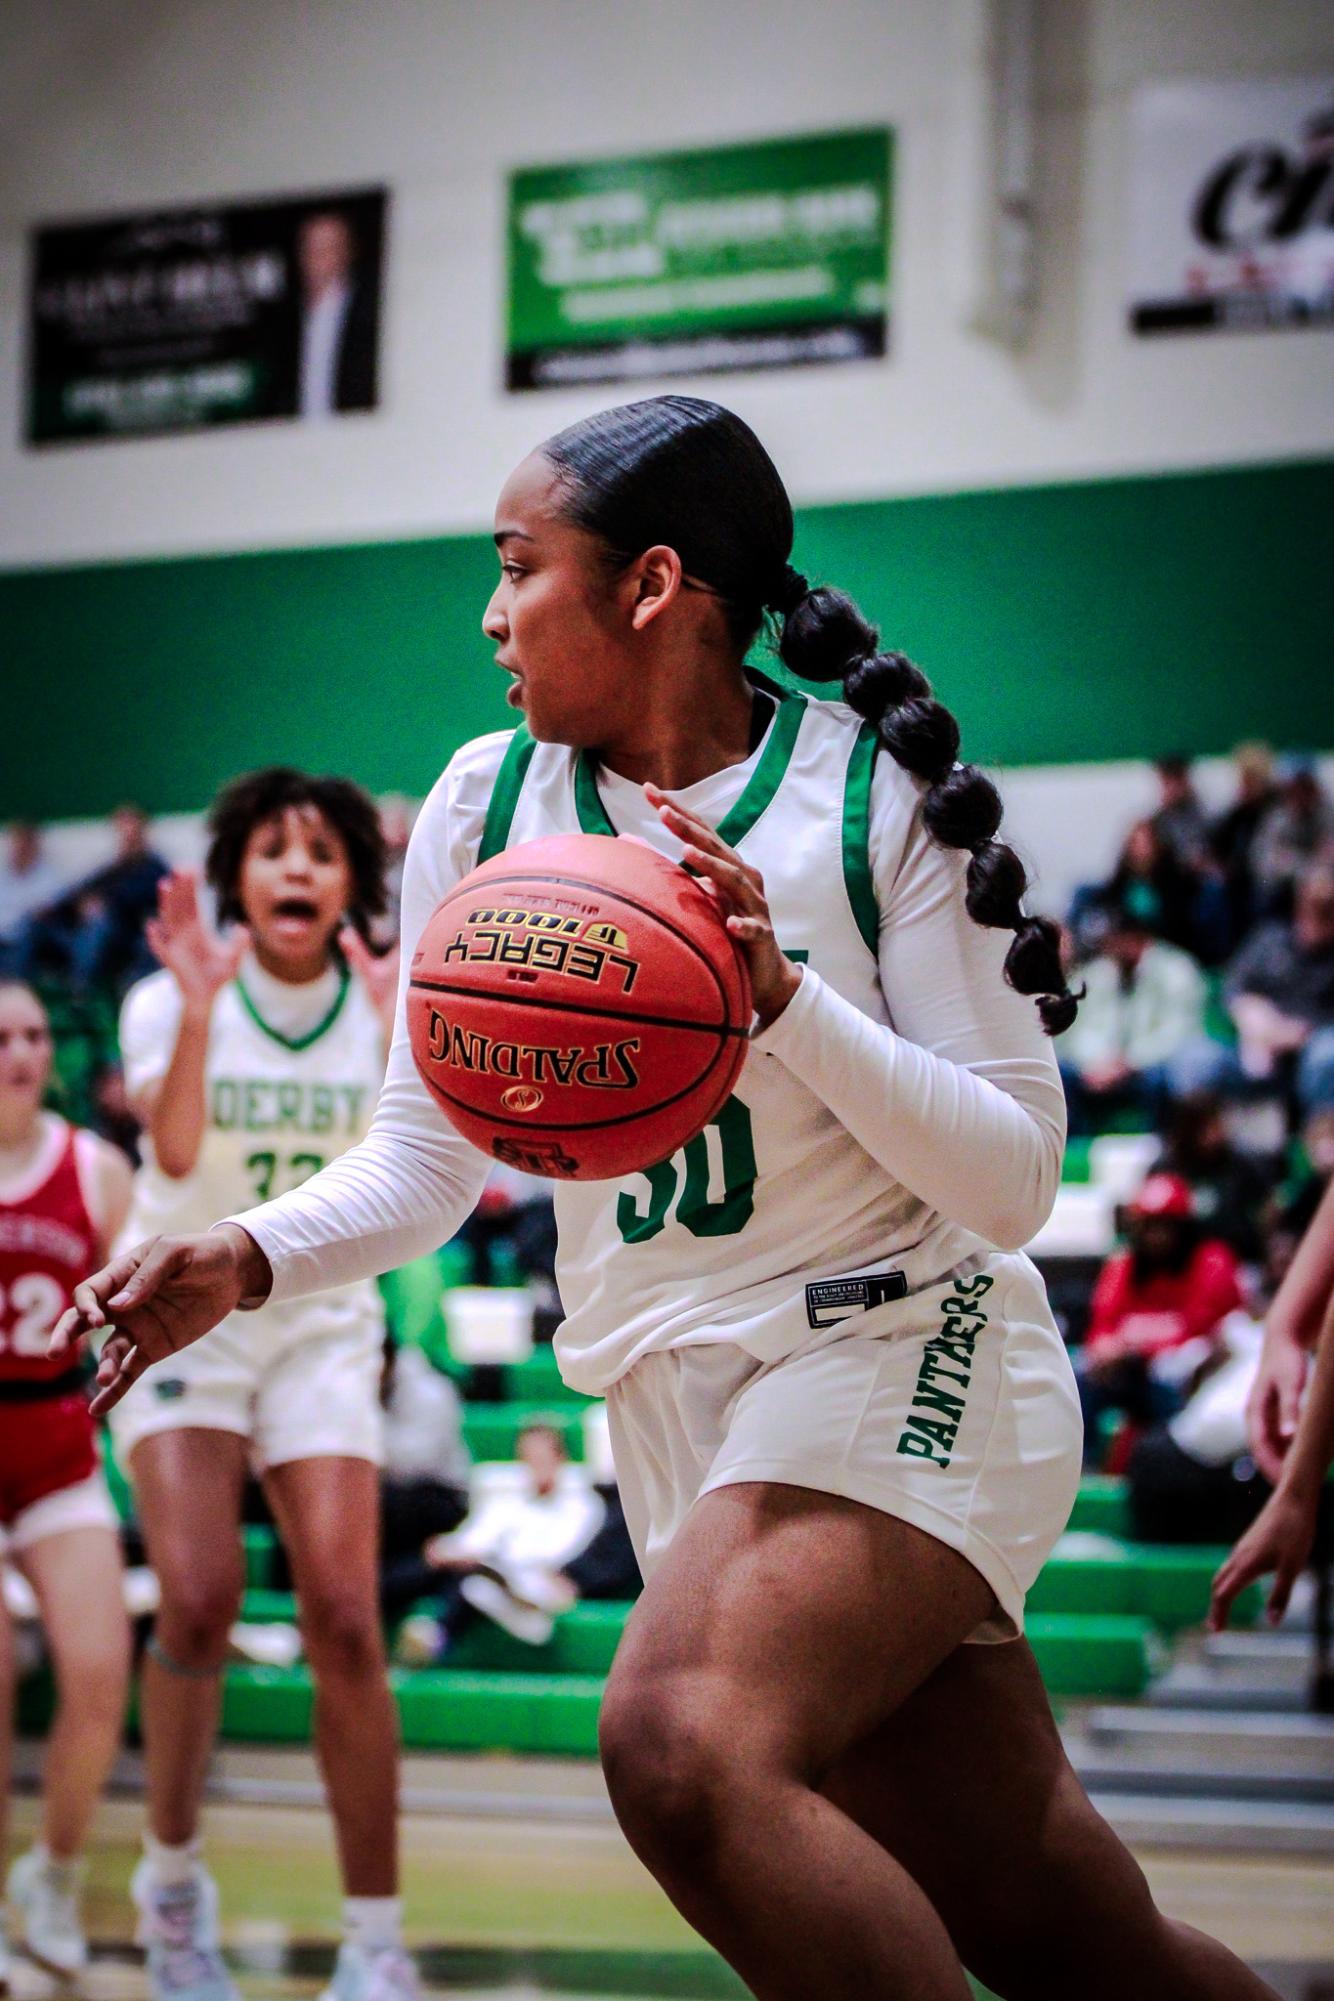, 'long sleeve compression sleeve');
752,783,1066,1251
